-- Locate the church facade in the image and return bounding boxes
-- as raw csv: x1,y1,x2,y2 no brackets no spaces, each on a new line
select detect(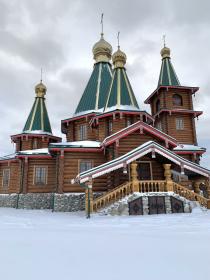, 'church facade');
1,30,210,214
